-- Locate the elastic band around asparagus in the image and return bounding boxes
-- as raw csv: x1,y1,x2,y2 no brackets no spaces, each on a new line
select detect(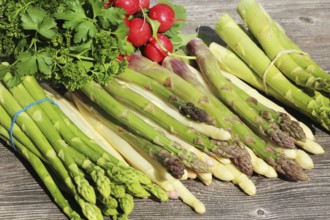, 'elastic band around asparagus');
2,75,97,204
0,88,103,220
237,0,330,93
214,13,330,131
186,38,296,149
209,43,325,155
41,83,127,163
70,93,175,195
20,76,164,193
